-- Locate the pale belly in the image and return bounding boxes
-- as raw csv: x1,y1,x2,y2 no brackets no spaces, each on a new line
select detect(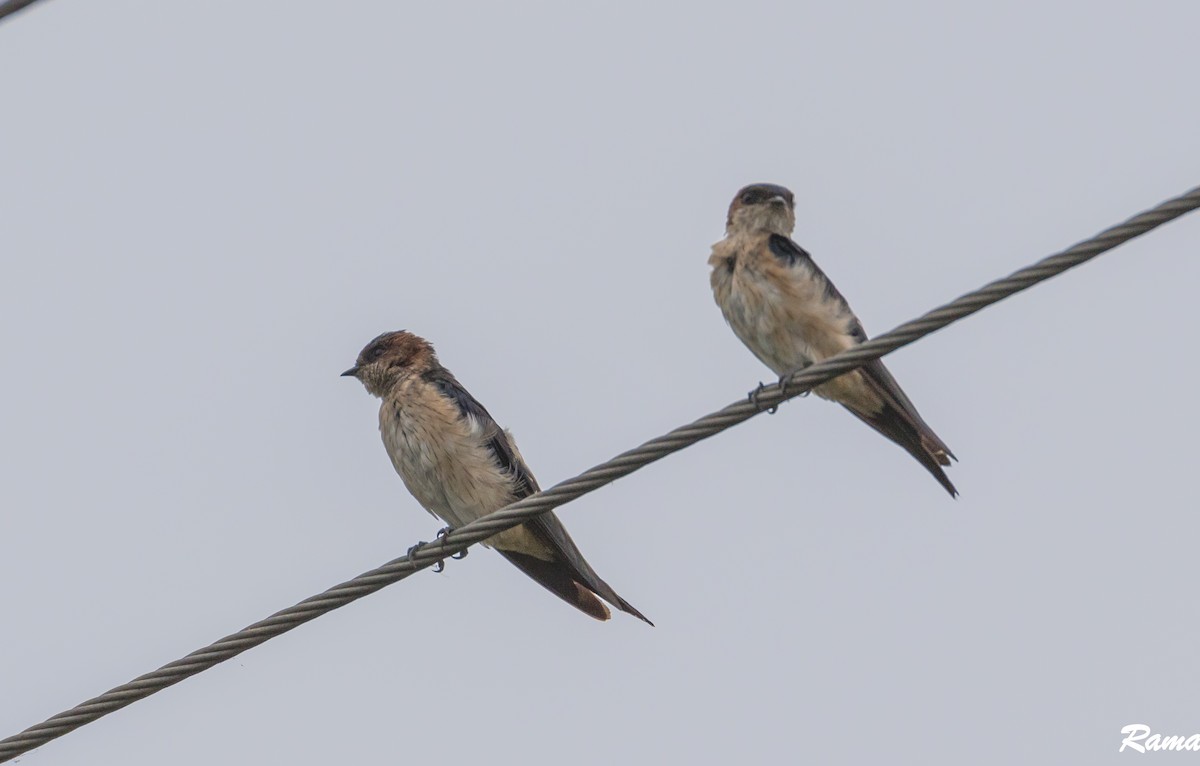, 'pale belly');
721,280,816,375
379,405,549,557
716,266,879,412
